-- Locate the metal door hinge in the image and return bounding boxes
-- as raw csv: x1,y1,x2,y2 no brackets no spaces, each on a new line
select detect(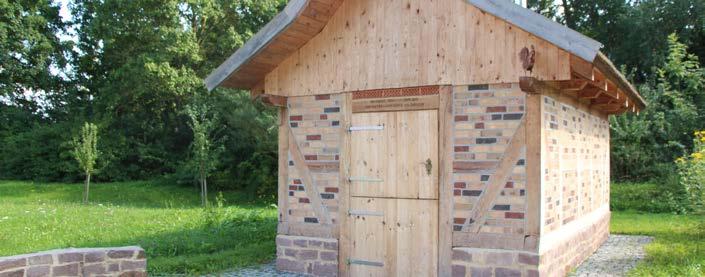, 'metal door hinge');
348,125,384,132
